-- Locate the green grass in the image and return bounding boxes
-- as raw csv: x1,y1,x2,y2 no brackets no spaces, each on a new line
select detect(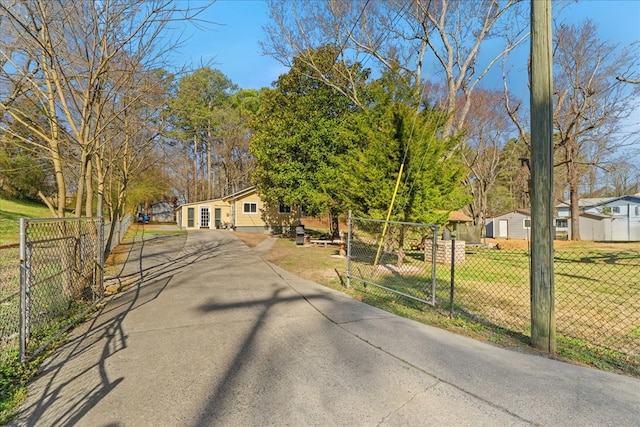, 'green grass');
0,197,55,245
0,340,61,425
